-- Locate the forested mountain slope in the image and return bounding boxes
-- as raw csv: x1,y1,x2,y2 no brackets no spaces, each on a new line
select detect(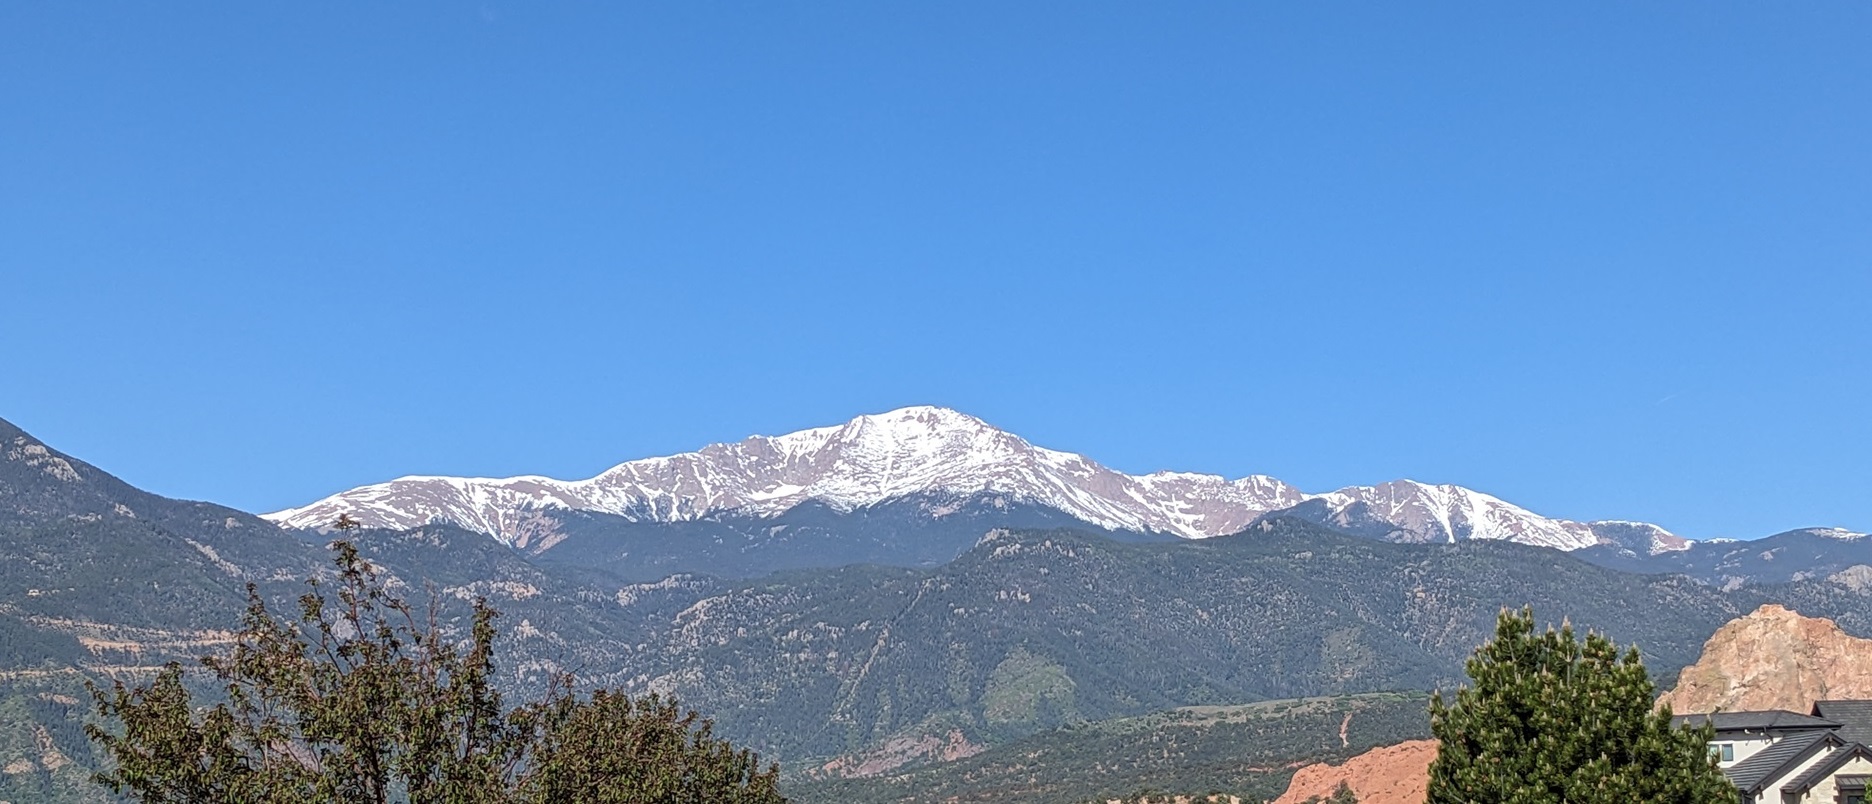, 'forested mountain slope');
604,520,1872,766
6,414,1872,800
